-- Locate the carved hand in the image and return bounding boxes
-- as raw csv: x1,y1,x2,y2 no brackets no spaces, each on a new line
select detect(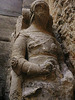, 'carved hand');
11,57,18,68
41,60,56,73
11,57,22,75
